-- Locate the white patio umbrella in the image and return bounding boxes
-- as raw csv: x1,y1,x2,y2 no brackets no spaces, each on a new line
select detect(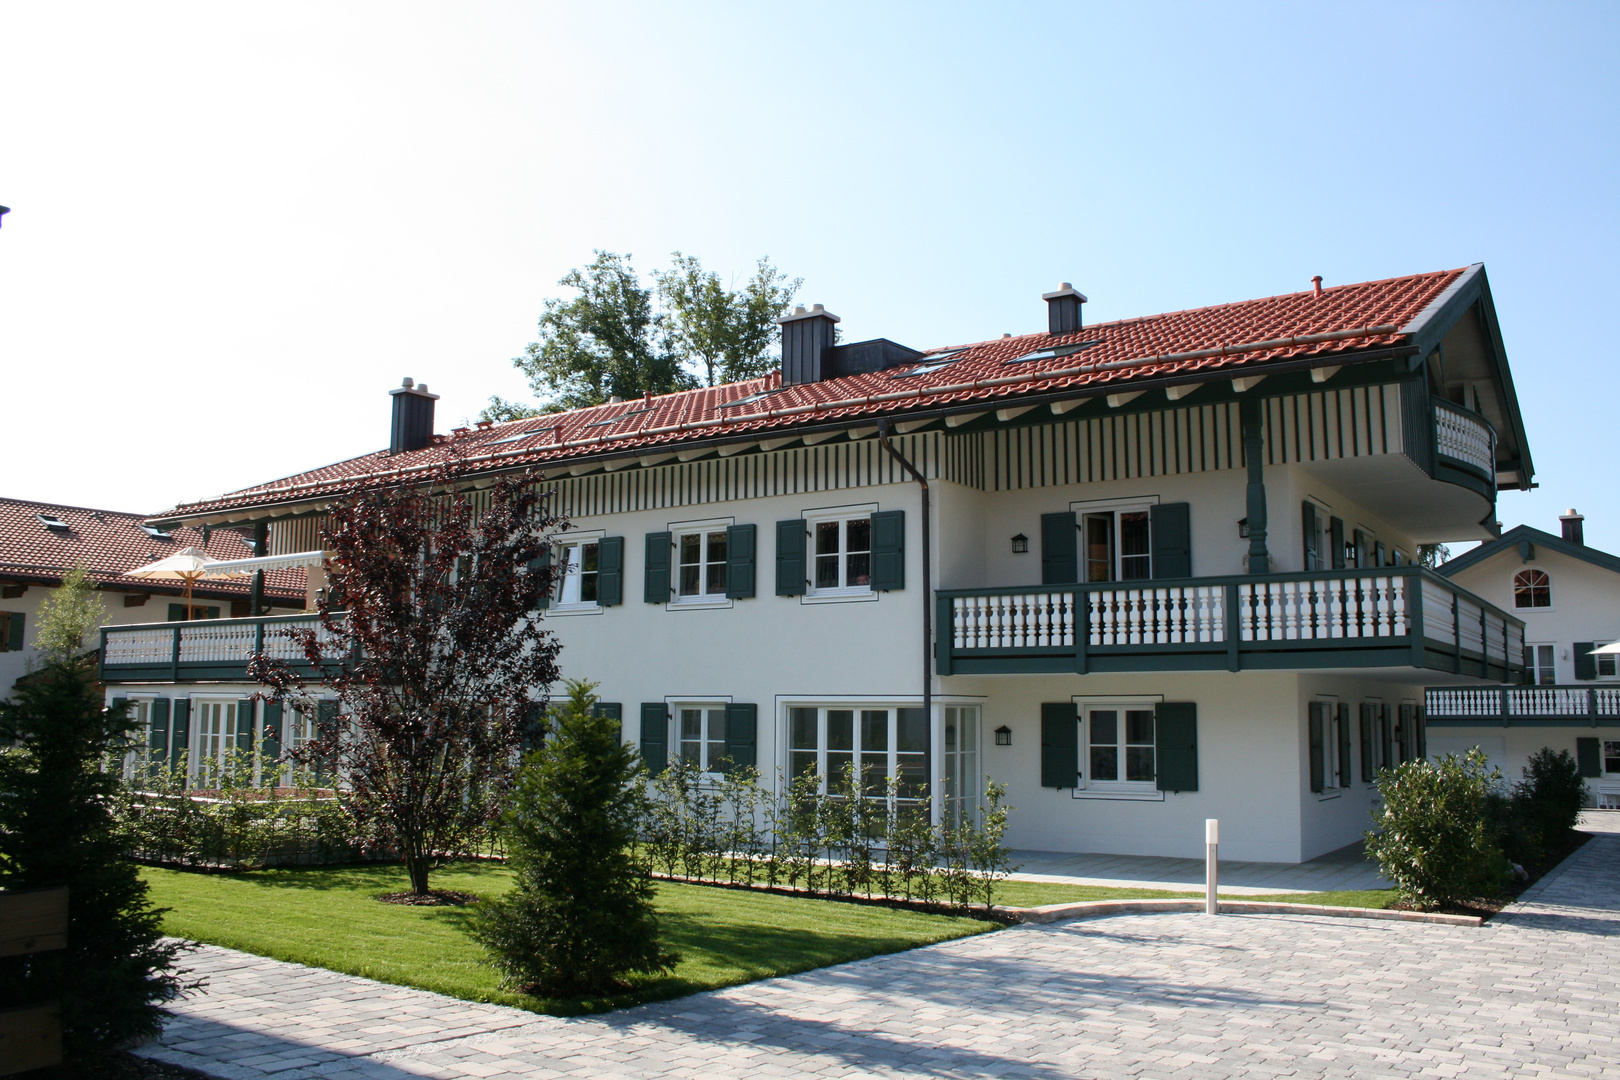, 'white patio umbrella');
122,547,245,610
1590,642,1620,655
